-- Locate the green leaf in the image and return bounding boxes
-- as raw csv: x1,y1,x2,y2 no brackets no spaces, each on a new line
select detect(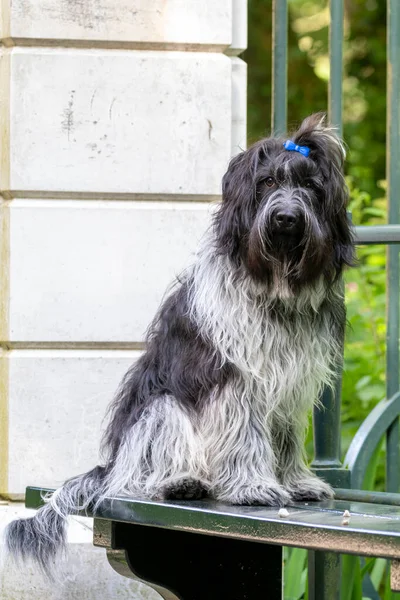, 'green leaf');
361,557,376,579
351,557,363,600
357,385,386,405
341,555,358,600
370,558,386,590
362,207,386,217
284,547,307,599
356,375,372,390
363,437,384,490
